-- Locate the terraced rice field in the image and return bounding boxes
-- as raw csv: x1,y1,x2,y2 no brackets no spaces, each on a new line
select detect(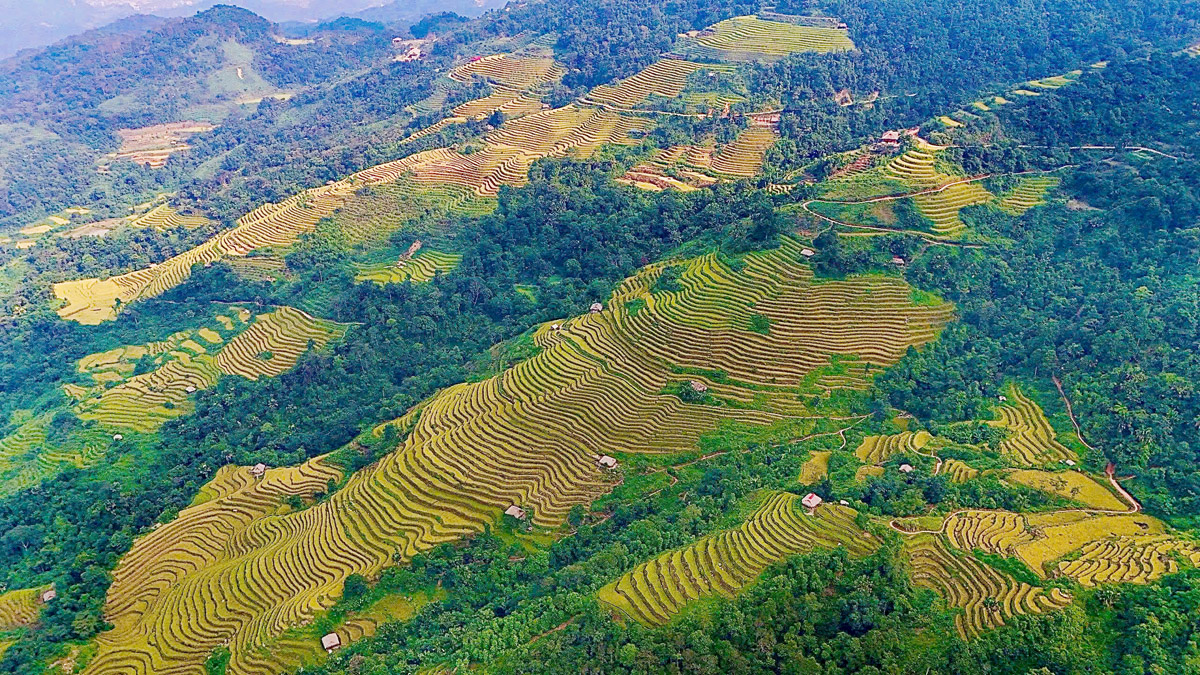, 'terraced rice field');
449,55,564,90
988,387,1076,466
354,250,462,285
905,533,1071,637
0,413,110,497
54,149,445,324
617,145,720,191
1015,512,1165,574
72,308,344,431
1057,535,1200,586
582,60,709,108
709,126,780,178
996,176,1060,215
911,181,993,237
598,494,875,624
226,255,286,282
82,239,951,674
214,307,347,381
332,180,495,249
0,586,45,629
406,105,648,196
853,430,932,465
683,16,854,61
939,458,979,483
128,204,211,230
882,147,942,188
54,56,728,322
